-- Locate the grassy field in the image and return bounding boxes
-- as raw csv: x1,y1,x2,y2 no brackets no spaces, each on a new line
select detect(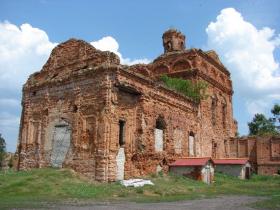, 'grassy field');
0,168,280,209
